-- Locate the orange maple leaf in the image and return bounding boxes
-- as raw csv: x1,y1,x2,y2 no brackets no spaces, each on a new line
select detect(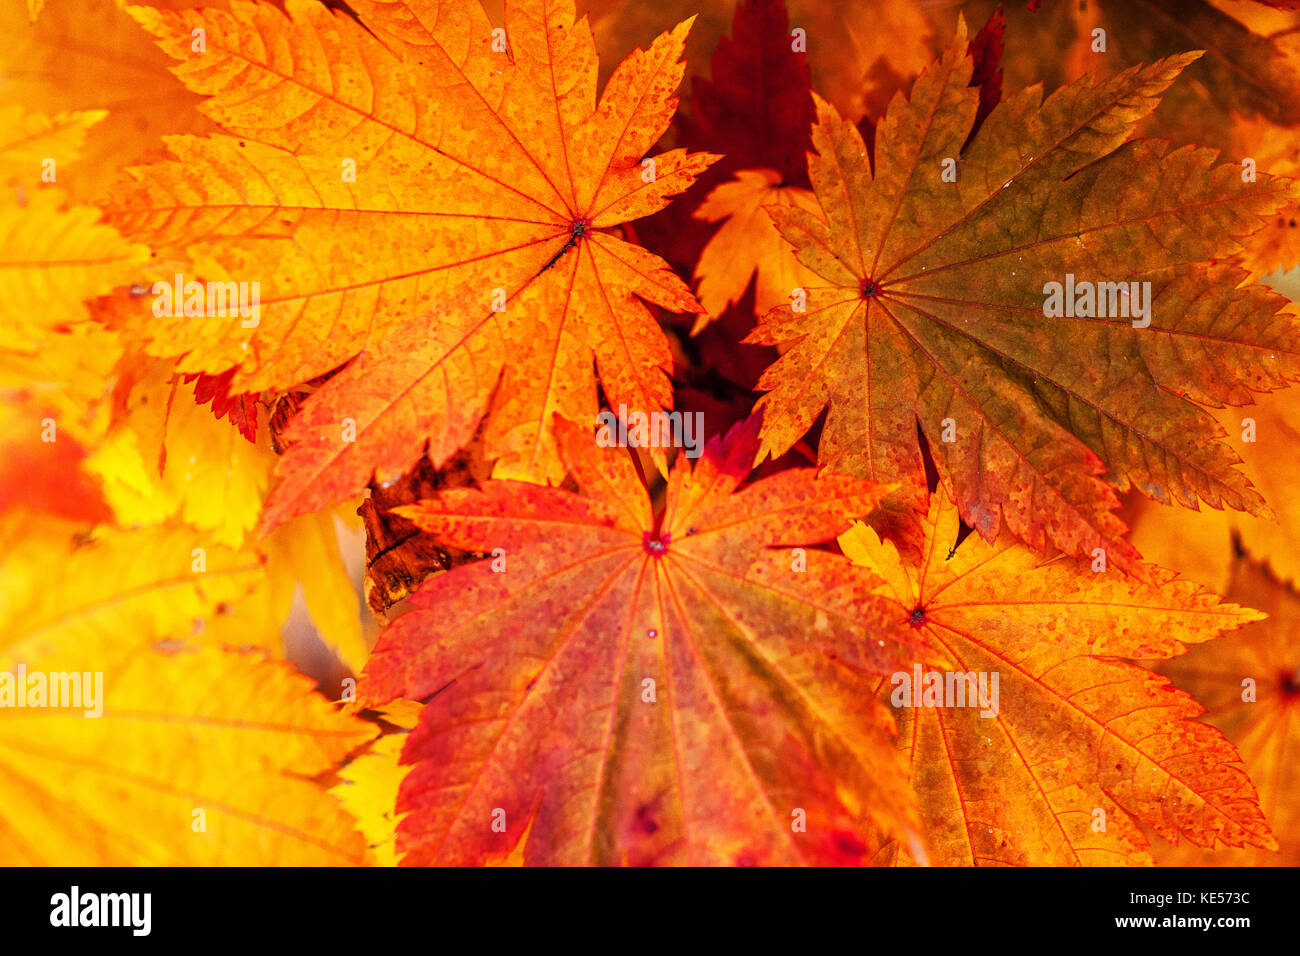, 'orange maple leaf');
105,0,716,518
359,416,927,865
1224,111,1300,277
746,25,1300,568
1156,558,1300,865
1126,379,1300,593
841,494,1275,866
